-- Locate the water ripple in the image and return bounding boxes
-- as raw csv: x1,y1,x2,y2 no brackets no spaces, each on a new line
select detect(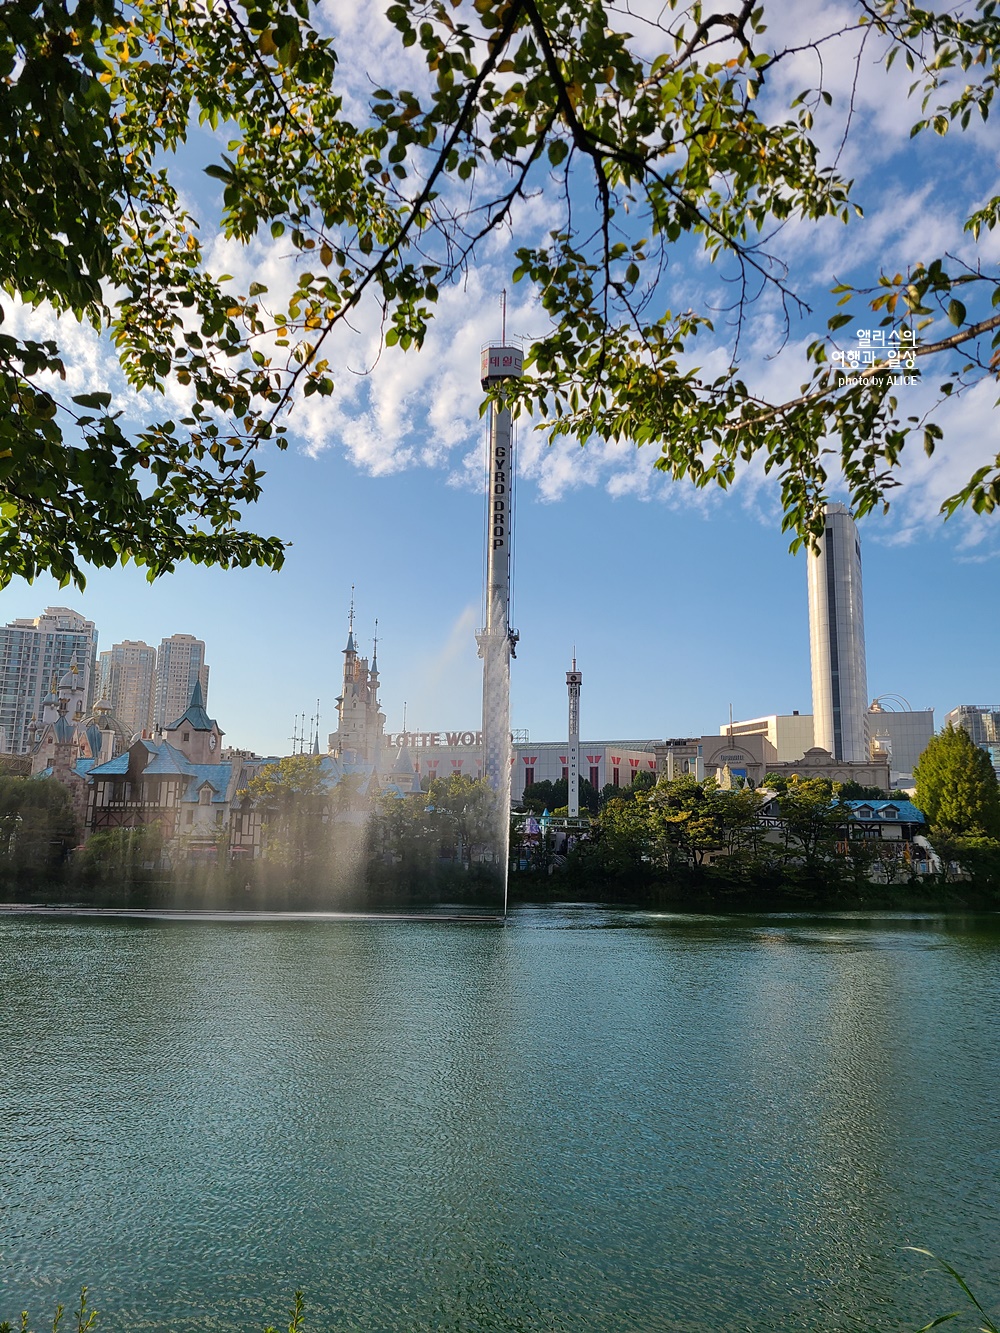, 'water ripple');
0,909,998,1331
